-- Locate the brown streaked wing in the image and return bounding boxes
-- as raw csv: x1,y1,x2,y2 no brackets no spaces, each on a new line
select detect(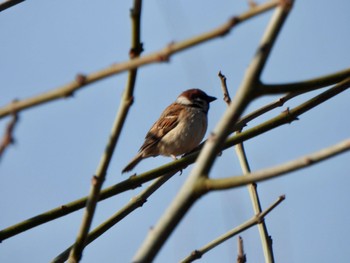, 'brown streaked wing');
139,103,182,153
